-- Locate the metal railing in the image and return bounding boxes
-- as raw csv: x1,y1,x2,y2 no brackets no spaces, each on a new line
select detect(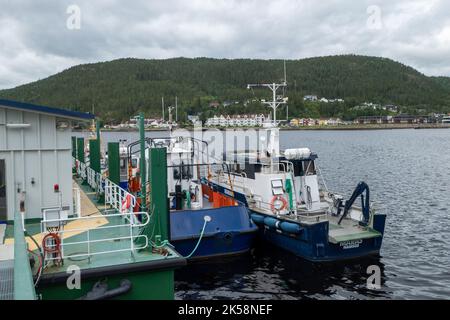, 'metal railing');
86,166,102,192
72,187,81,217
104,179,138,223
249,198,275,214
76,159,87,180
40,211,150,263
74,158,139,223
